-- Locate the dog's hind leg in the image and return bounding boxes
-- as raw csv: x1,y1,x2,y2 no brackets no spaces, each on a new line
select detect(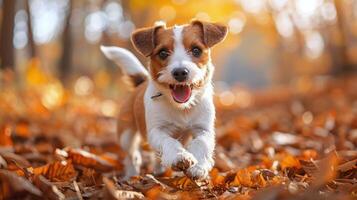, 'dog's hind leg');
120,129,142,179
